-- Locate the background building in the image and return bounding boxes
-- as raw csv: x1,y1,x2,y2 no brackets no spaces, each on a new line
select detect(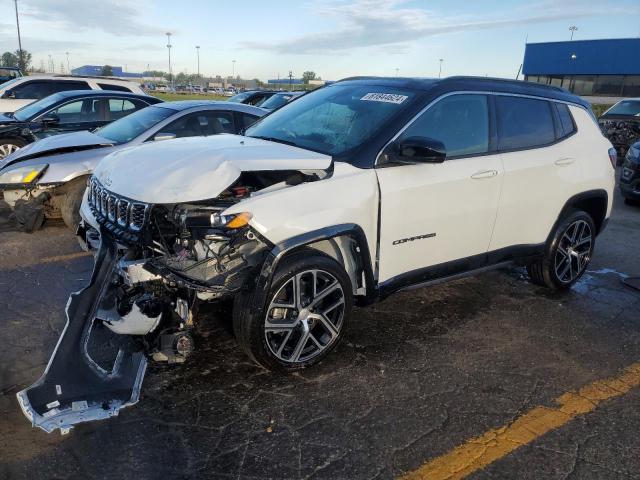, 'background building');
71,65,144,79
523,38,640,99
